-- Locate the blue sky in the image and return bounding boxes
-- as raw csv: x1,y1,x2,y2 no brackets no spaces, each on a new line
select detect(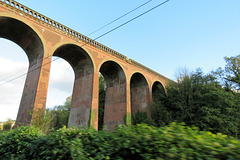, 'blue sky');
0,0,240,121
